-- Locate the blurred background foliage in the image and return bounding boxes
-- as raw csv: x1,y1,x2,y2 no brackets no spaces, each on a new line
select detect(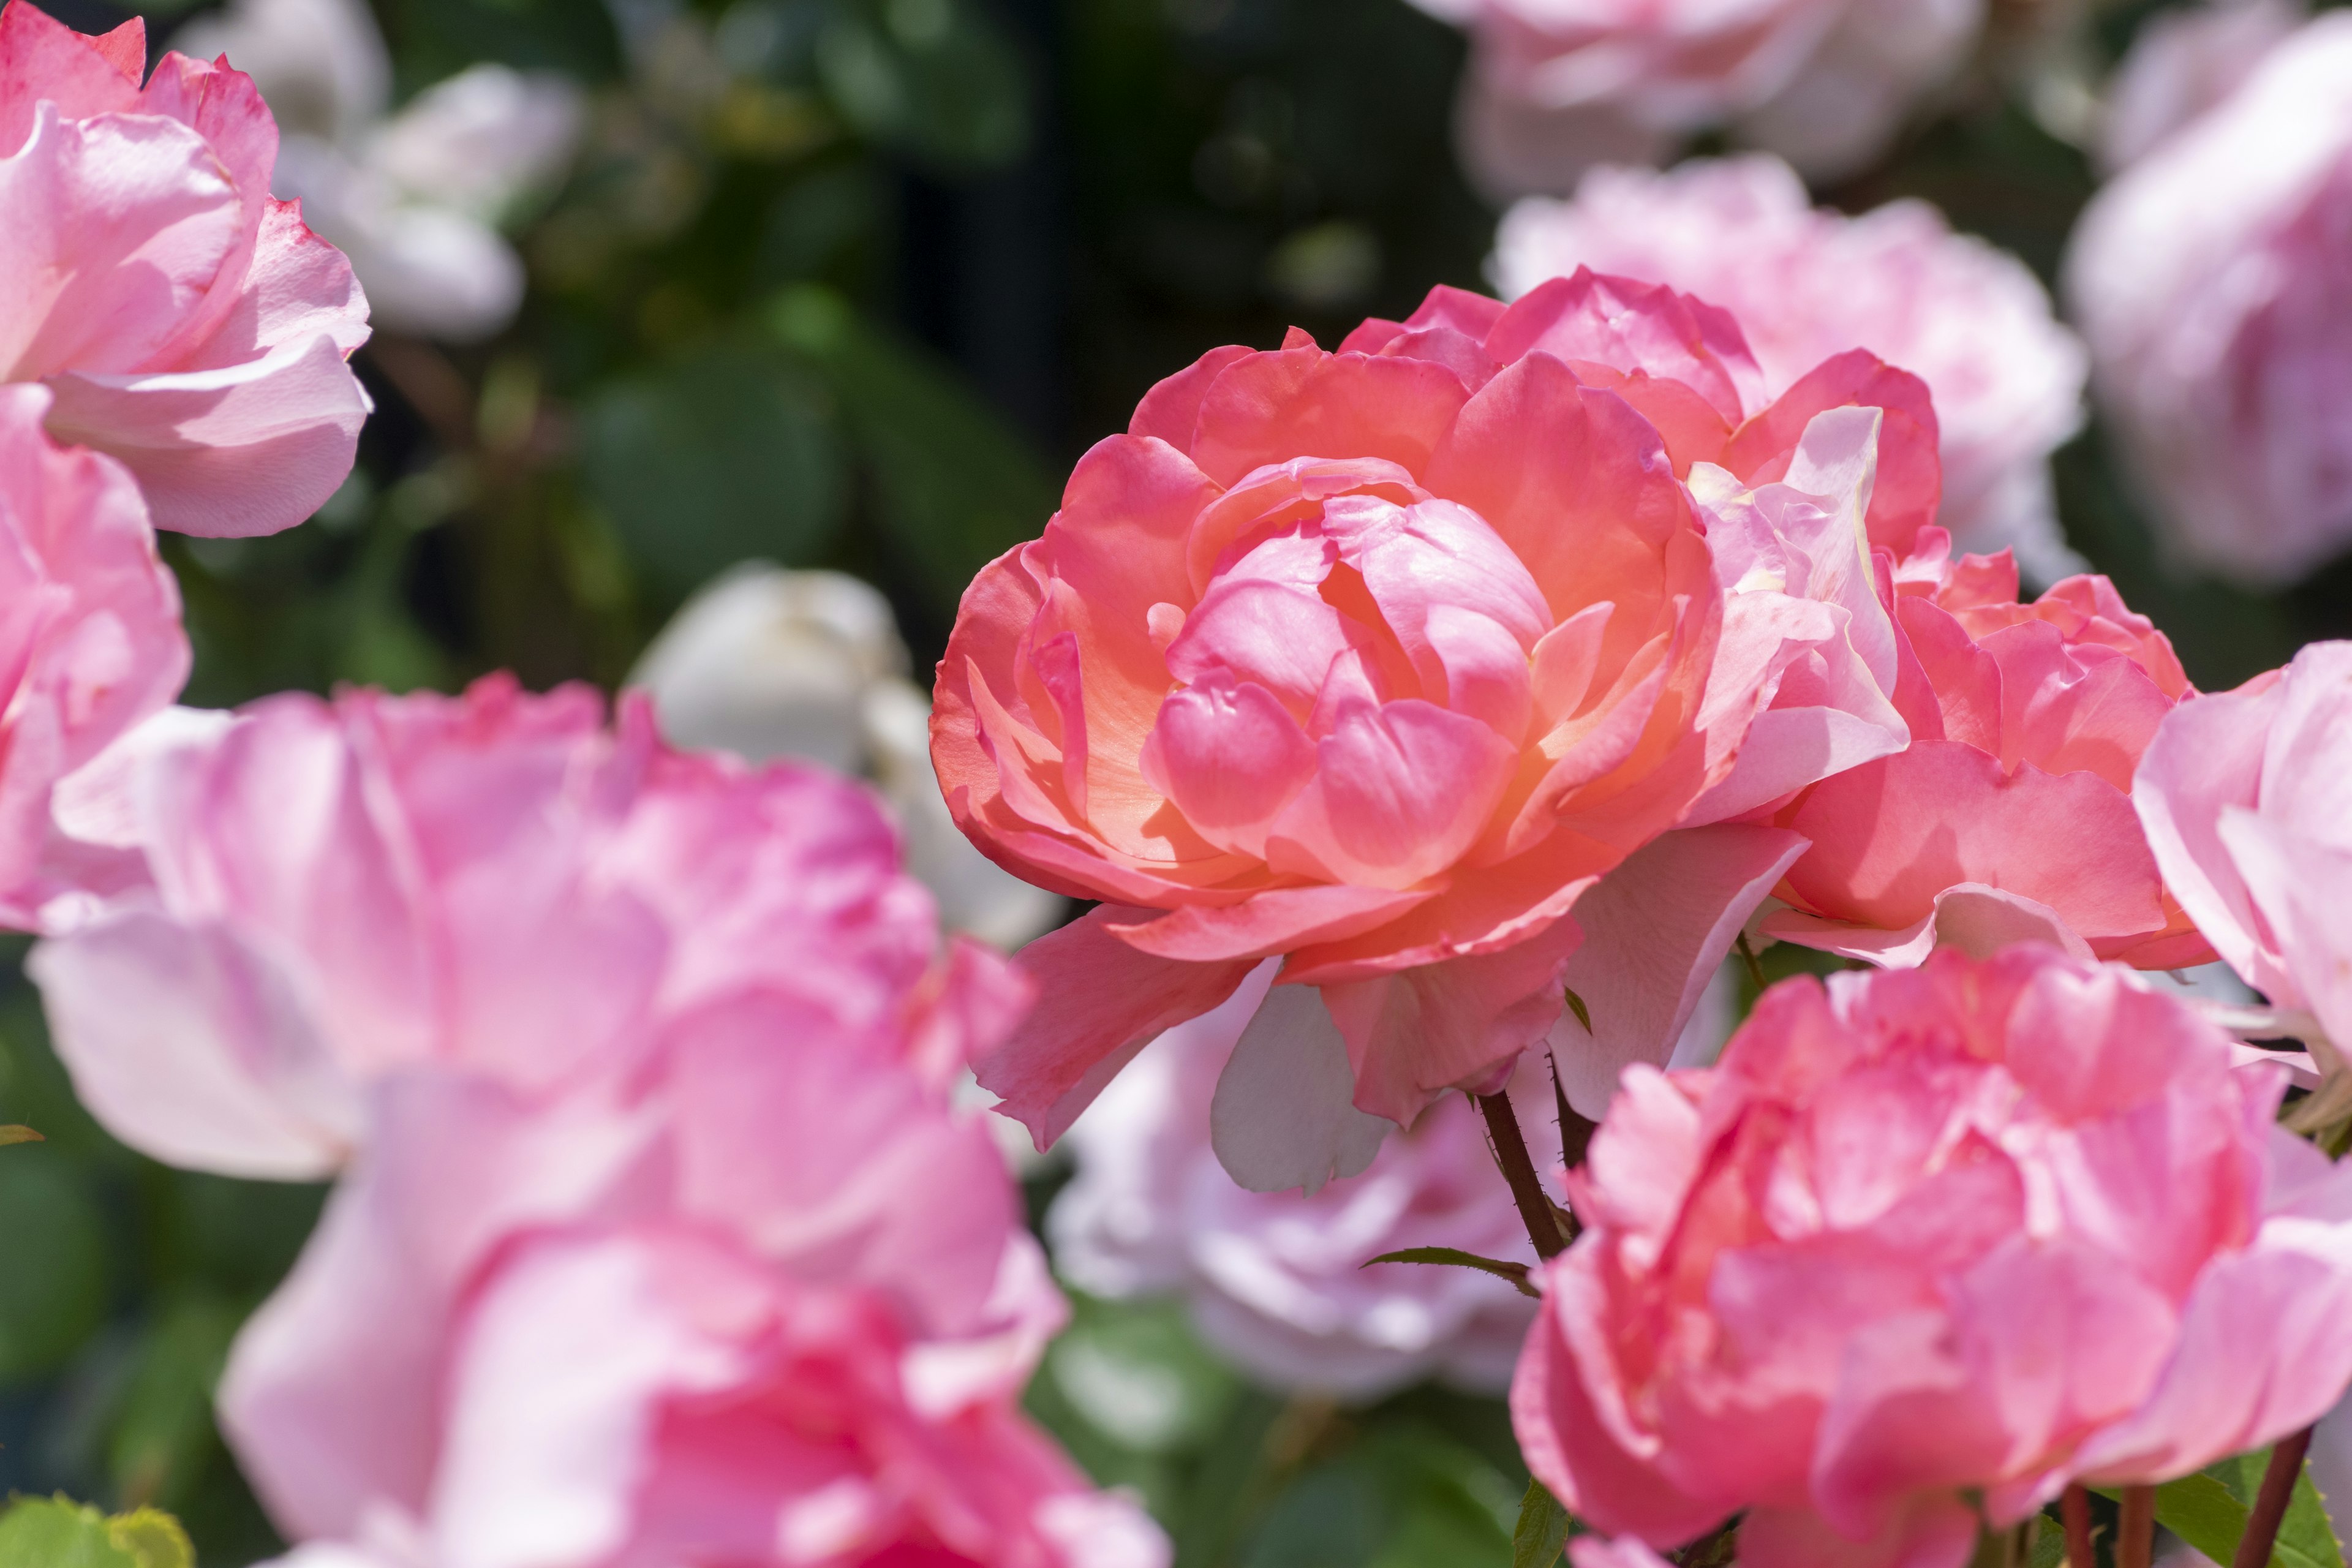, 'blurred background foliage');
4,0,2351,1558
